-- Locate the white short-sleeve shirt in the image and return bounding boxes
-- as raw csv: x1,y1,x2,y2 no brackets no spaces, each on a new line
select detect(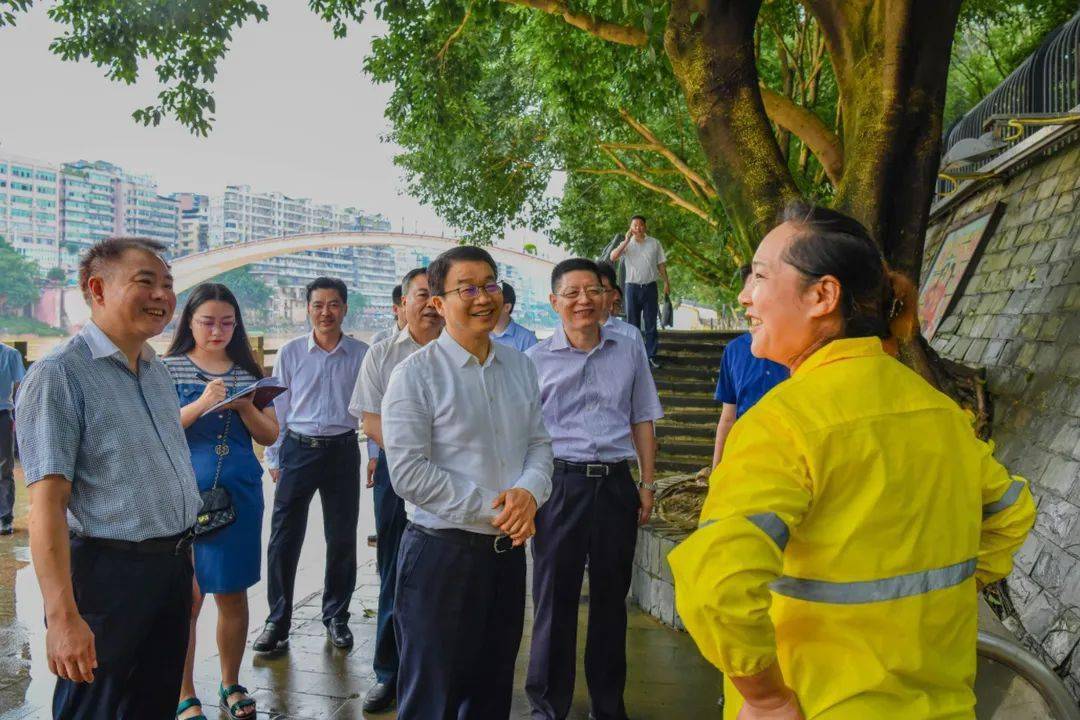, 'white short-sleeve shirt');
620,235,667,285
